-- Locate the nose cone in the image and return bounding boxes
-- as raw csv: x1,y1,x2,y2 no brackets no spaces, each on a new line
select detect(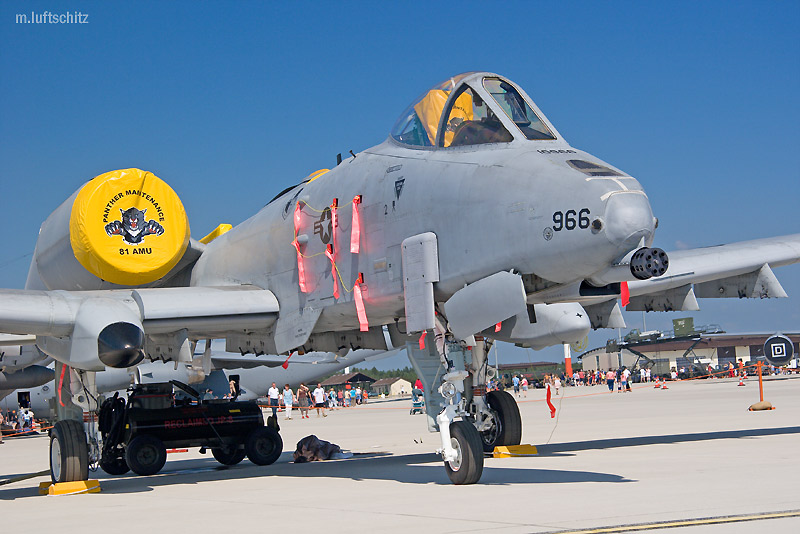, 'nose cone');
604,193,656,254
